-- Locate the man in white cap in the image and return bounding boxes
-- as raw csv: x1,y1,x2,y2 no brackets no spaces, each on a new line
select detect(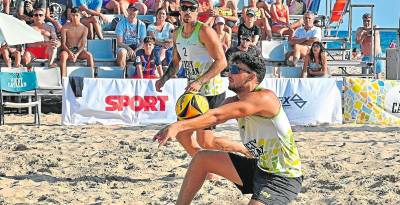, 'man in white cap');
214,16,231,51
